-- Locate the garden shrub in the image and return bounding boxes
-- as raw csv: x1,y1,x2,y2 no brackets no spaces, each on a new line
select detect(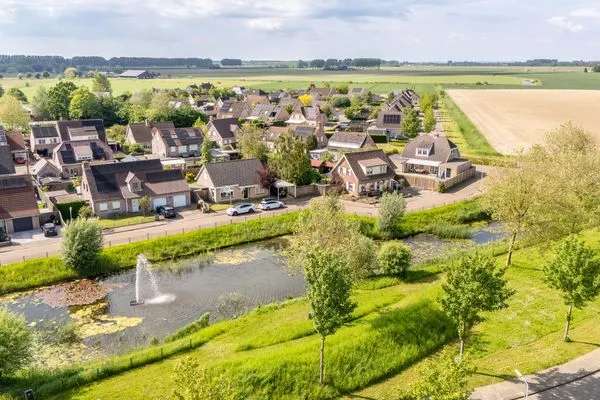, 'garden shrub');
378,241,412,277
